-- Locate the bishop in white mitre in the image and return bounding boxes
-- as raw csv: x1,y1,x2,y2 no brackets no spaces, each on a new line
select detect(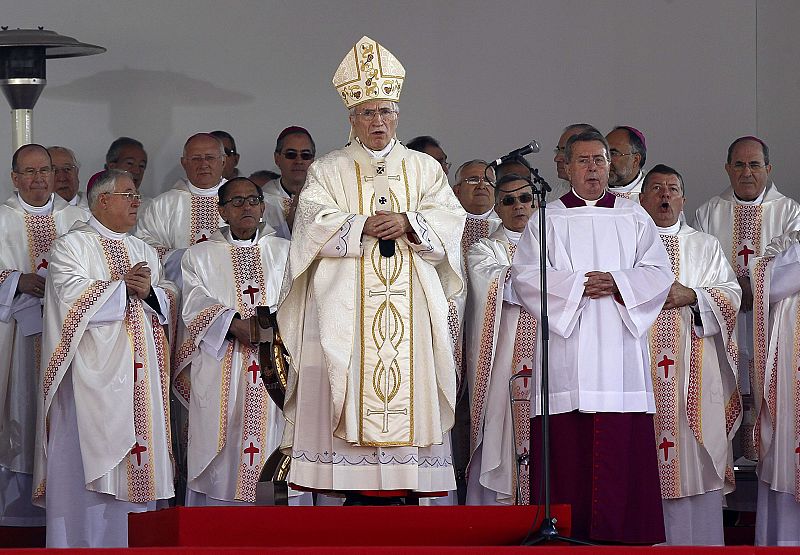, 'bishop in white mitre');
640,165,742,545
694,136,800,461
177,178,294,506
33,170,177,548
278,37,465,504
465,175,537,506
0,144,87,528
751,230,800,545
